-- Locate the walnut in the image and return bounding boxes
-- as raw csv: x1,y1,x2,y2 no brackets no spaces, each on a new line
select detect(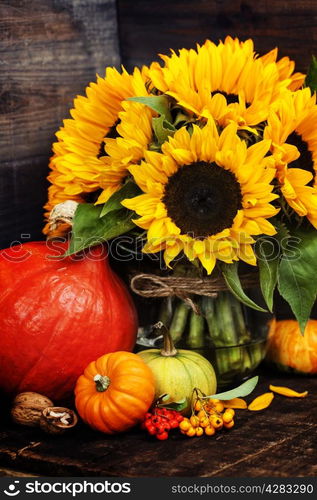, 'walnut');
40,406,78,435
11,392,54,427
